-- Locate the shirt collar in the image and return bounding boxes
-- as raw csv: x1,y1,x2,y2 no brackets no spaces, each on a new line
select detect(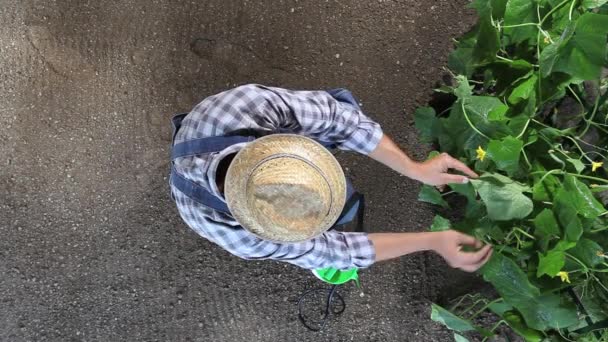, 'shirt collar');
207,142,248,200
